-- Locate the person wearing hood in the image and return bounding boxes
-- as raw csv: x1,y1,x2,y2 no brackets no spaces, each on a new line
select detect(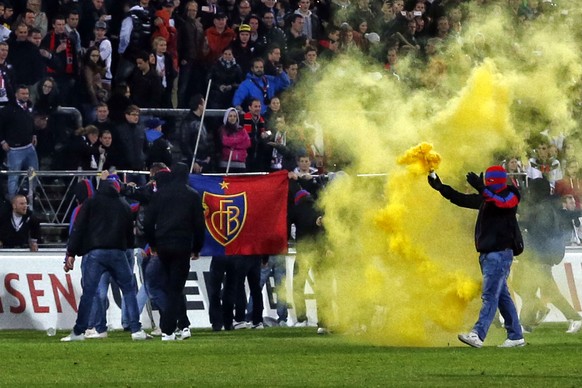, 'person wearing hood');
62,171,149,342
218,107,251,173
143,162,205,340
428,165,525,348
144,117,173,169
